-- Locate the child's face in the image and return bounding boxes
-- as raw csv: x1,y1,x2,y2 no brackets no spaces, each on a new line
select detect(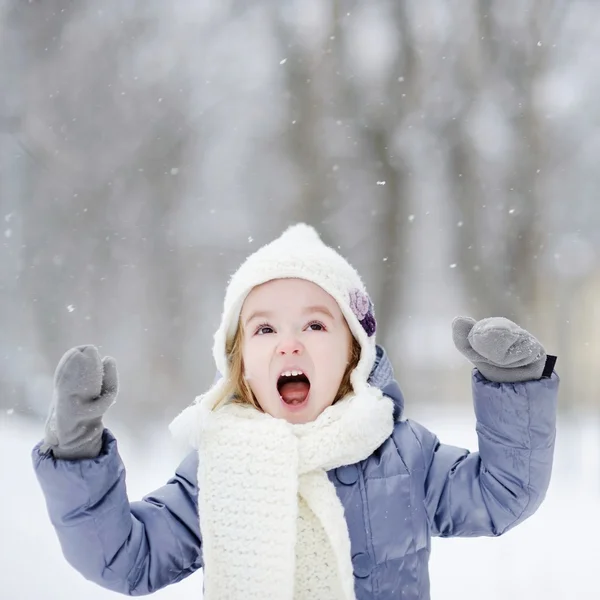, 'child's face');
240,278,353,424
